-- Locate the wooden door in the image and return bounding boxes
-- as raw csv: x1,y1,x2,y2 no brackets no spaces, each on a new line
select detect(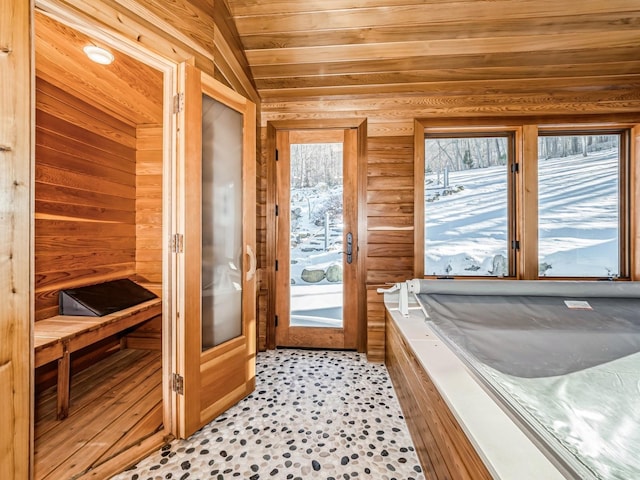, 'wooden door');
275,129,358,349
174,63,256,438
1,0,32,477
